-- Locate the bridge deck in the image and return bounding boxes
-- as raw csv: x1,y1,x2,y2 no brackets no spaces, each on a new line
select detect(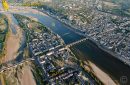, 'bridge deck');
67,37,88,47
